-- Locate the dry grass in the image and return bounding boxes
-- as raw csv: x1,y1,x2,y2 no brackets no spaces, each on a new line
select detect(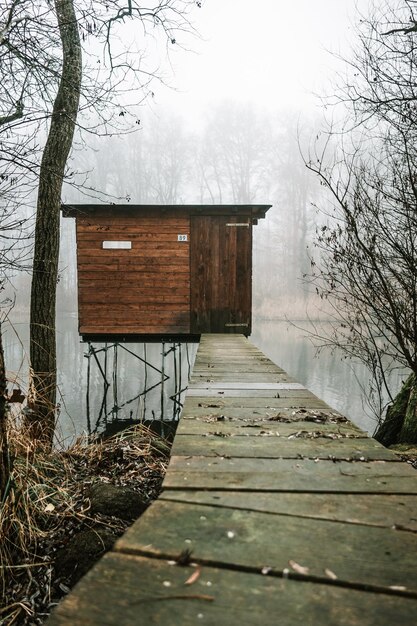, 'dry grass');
0,417,170,625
